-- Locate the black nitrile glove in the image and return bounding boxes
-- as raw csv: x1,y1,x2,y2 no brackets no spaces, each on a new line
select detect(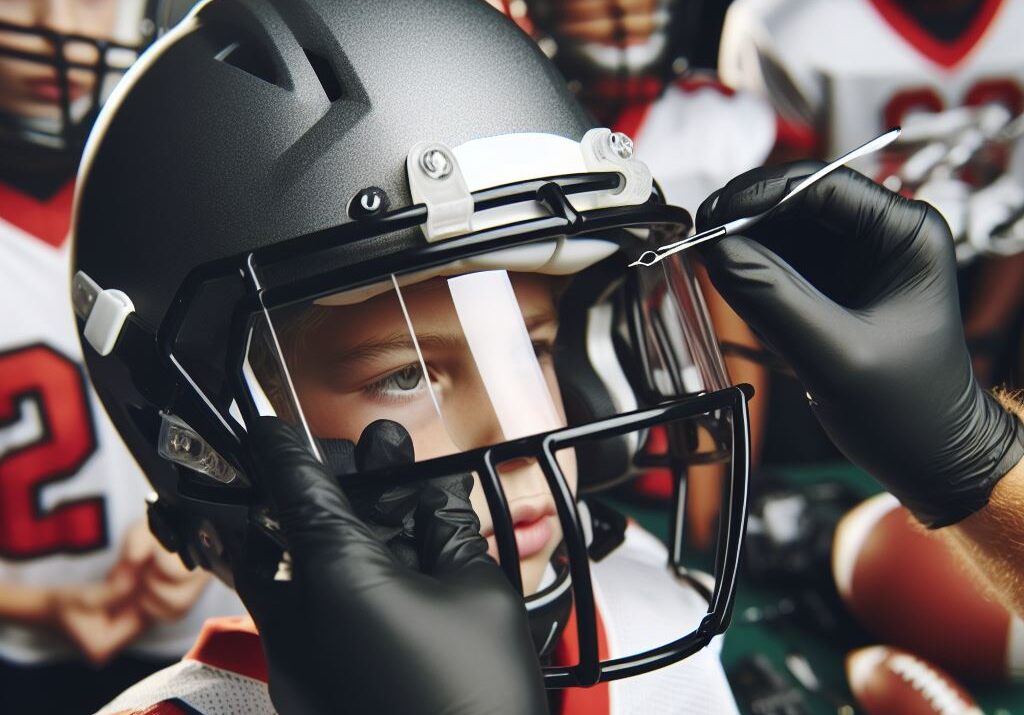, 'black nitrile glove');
235,418,548,715
317,420,421,568
696,163,1024,528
